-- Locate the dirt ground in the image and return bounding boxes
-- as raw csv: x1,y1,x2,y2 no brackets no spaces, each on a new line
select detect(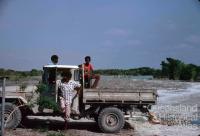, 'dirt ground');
5,119,136,136
3,78,200,136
